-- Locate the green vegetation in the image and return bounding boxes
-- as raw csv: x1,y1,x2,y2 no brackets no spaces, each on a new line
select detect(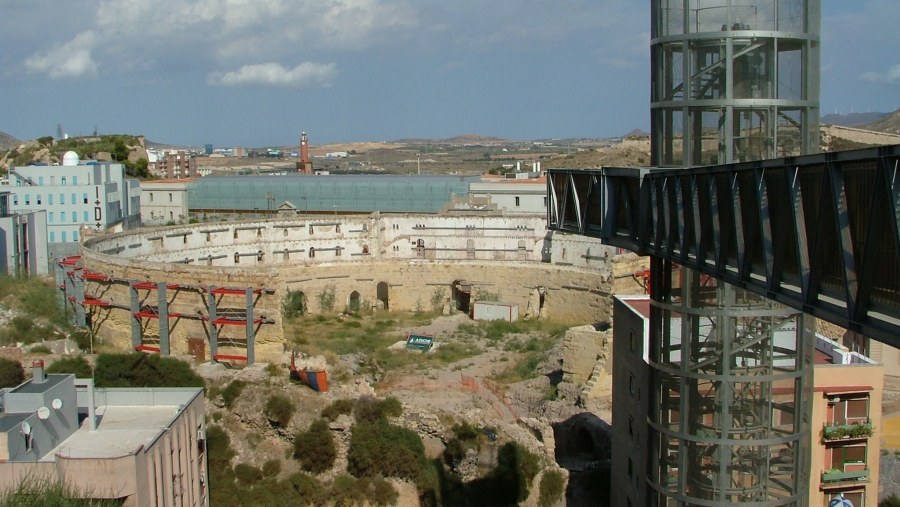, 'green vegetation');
93,353,204,388
293,419,336,473
0,477,121,506
353,396,402,424
321,398,355,421
46,356,93,378
881,494,900,507
0,357,25,388
316,285,336,312
219,380,246,409
282,290,308,319
264,394,295,427
443,421,483,468
29,345,52,354
538,469,566,507
348,418,429,485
